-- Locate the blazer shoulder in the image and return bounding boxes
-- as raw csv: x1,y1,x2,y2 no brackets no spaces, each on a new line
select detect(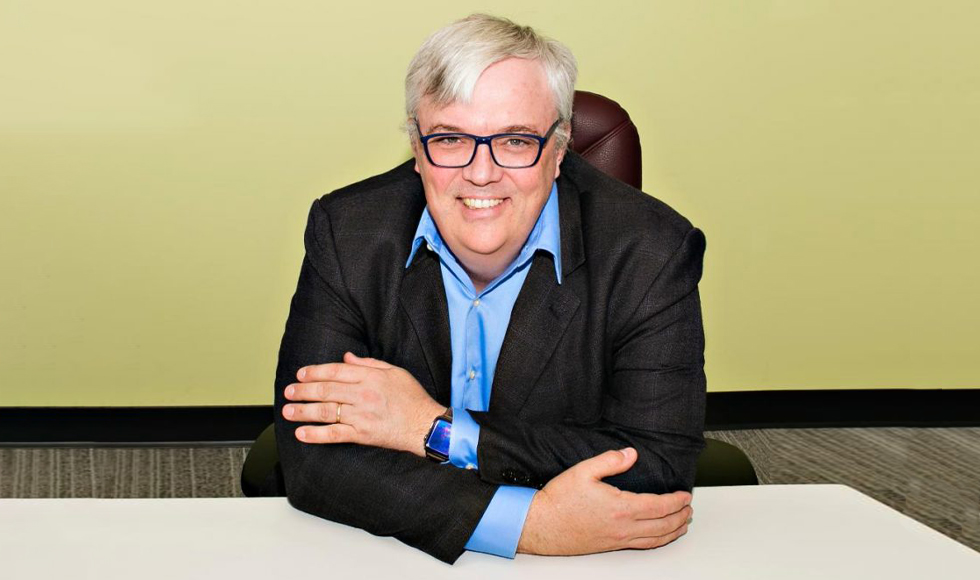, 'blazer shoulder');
310,159,424,237
562,154,702,258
